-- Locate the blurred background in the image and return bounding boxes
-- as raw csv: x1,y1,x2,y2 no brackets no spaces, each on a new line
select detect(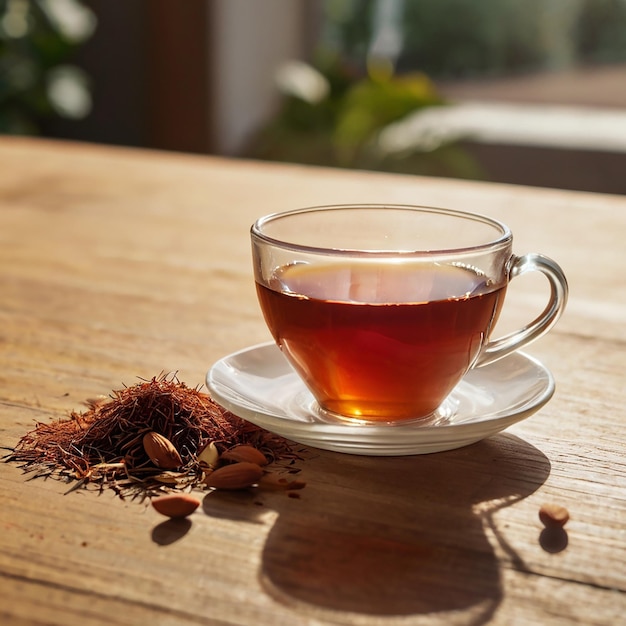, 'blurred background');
1,0,625,193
